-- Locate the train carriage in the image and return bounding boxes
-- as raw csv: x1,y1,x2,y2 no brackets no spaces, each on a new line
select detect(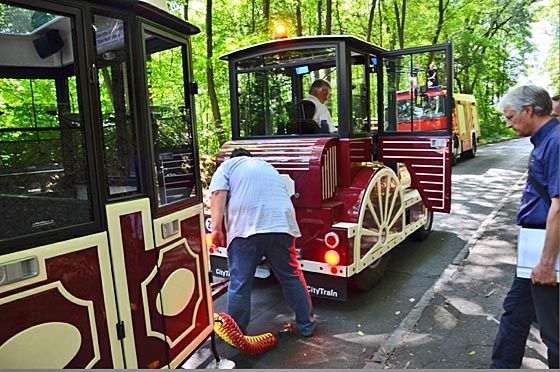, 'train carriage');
206,36,454,301
0,0,213,368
